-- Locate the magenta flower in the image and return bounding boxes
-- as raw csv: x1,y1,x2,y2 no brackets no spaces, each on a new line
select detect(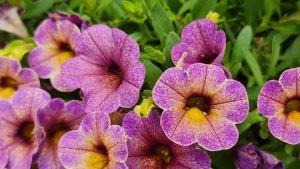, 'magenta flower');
234,143,284,169
123,110,211,169
58,112,128,169
0,88,51,169
258,67,300,144
153,63,249,151
36,98,86,169
0,140,8,168
29,13,85,92
171,19,226,69
0,56,40,99
62,25,145,113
